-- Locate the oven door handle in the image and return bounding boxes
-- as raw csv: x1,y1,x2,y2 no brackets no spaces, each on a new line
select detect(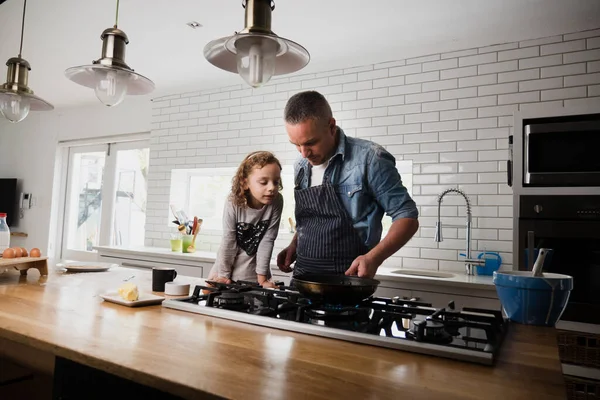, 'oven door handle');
507,135,513,187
